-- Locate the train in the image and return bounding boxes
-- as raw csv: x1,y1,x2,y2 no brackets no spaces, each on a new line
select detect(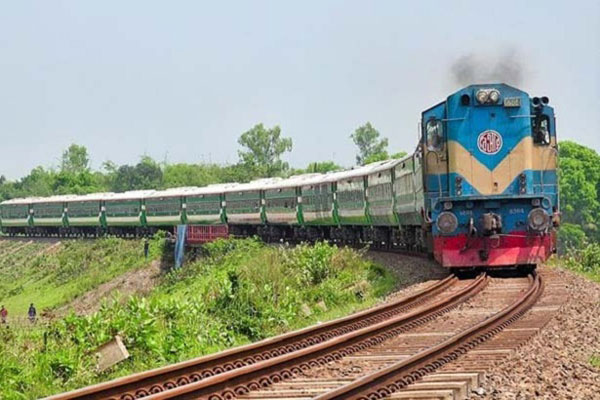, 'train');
0,84,559,269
